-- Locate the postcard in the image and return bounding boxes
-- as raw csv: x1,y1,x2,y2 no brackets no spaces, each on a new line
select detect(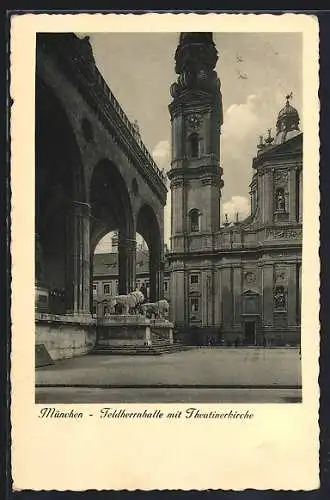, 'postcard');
10,12,319,491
